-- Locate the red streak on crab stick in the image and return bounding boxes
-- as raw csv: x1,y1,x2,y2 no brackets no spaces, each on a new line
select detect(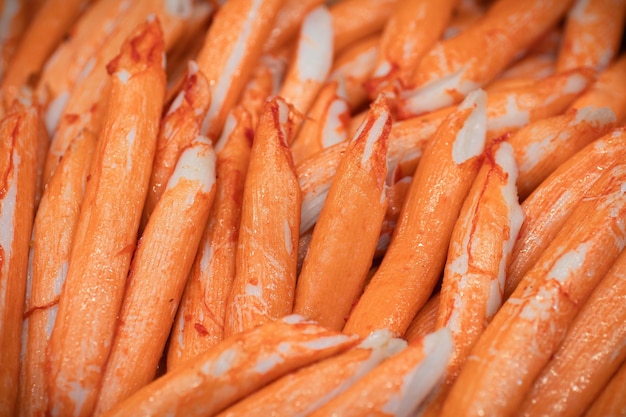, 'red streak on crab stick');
398,0,574,118
100,316,359,417
46,20,165,417
223,97,300,337
196,0,284,140
167,107,252,370
583,359,626,417
216,330,406,417
570,53,626,123
0,100,39,417
94,136,217,415
441,162,626,417
556,0,626,72
143,61,211,225
294,97,391,330
19,128,96,417
506,128,626,296
343,89,487,338
519,247,626,417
